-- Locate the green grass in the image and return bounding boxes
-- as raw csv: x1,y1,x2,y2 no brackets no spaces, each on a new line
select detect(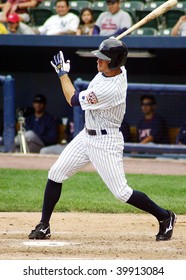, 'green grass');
0,169,186,214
